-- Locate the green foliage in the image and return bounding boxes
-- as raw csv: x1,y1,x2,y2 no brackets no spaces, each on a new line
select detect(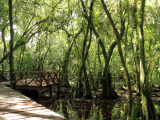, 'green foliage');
0,0,160,118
